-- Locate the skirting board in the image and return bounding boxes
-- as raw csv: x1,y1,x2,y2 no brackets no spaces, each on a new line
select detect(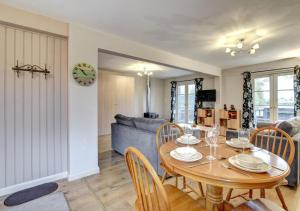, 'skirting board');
68,167,100,181
0,172,68,197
